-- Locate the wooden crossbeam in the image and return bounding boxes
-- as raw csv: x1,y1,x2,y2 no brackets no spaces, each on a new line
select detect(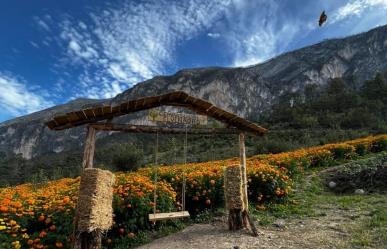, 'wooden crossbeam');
88,123,243,135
